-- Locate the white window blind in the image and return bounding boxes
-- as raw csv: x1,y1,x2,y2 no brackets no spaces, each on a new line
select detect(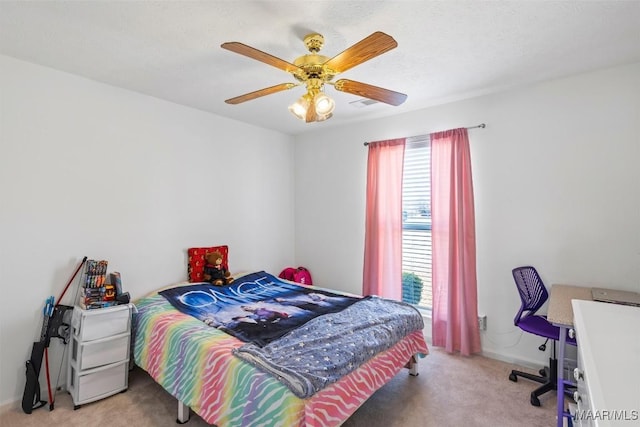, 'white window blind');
401,136,432,309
